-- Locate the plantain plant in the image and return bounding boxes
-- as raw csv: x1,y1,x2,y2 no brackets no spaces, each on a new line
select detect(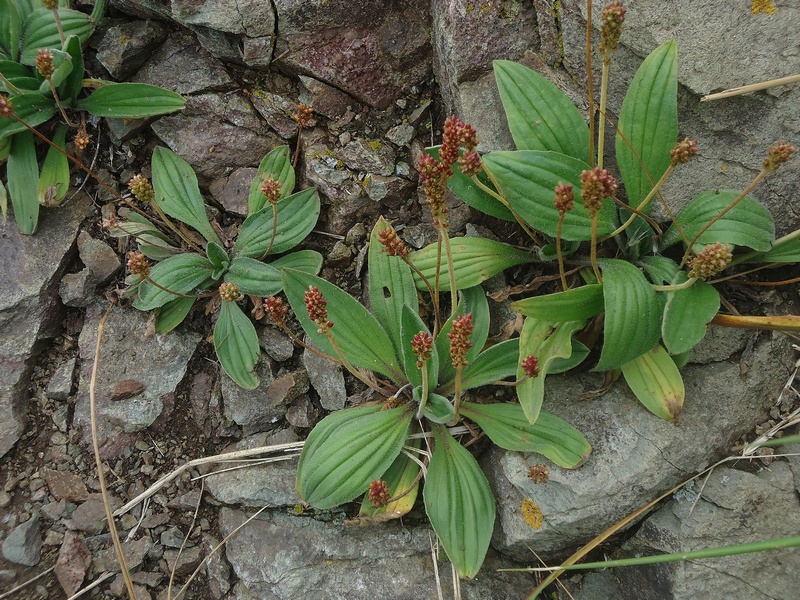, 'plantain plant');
0,0,185,234
433,1,797,424
112,145,322,389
